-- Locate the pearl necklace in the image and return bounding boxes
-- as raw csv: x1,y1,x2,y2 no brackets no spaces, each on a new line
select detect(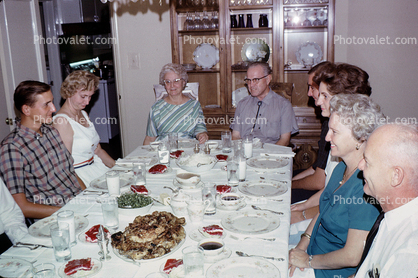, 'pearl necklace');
339,167,358,185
